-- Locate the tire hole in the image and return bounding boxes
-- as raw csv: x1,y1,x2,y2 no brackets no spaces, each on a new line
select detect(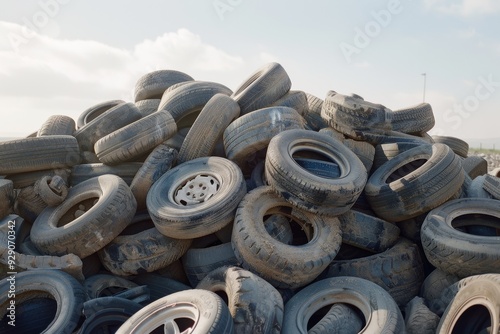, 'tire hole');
58,197,99,227
452,213,500,236
451,304,491,334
